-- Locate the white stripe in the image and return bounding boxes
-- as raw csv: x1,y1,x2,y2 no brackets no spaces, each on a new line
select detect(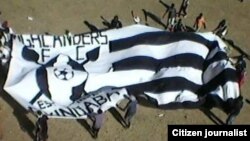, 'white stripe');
197,32,227,51
84,67,202,92
206,46,221,60
203,59,235,83
103,24,163,41
153,67,202,85
4,69,40,103
84,40,209,73
144,90,199,105
209,81,239,101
